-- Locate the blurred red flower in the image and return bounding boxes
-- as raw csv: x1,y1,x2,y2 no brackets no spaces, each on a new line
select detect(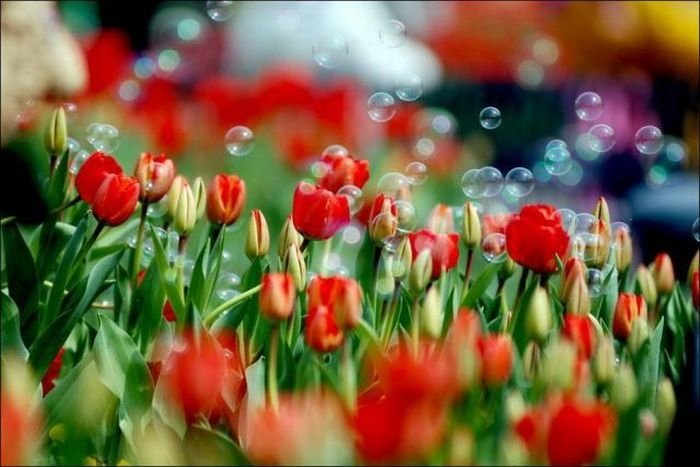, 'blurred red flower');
41,348,65,395
316,151,370,193
477,333,513,386
561,314,596,359
506,204,569,274
408,229,460,279
305,305,344,353
307,276,362,329
613,293,647,340
292,182,350,240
